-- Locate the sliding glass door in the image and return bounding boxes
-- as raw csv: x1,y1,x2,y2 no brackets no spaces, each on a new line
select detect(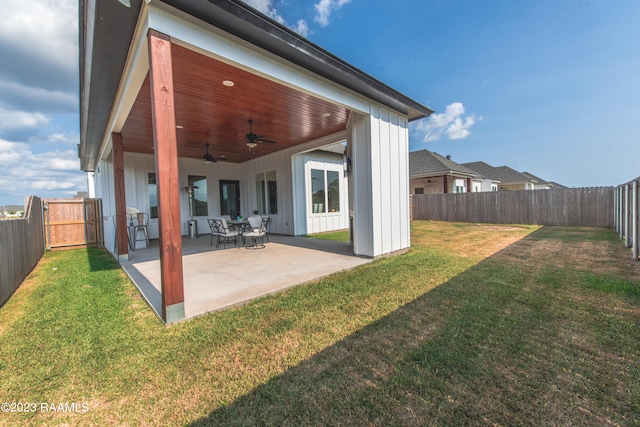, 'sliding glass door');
219,180,240,218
